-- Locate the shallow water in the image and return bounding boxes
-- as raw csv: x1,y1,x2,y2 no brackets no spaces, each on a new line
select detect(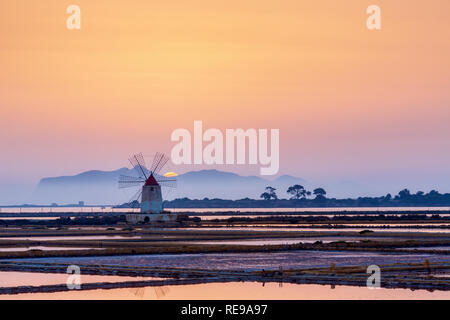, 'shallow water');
0,280,448,300
1,206,449,215
178,226,450,233
171,207,450,213
198,215,450,220
0,217,59,220
0,271,161,287
0,235,141,241
0,246,105,252
0,207,137,214
402,246,450,252
188,237,400,246
1,250,449,300
8,250,449,271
